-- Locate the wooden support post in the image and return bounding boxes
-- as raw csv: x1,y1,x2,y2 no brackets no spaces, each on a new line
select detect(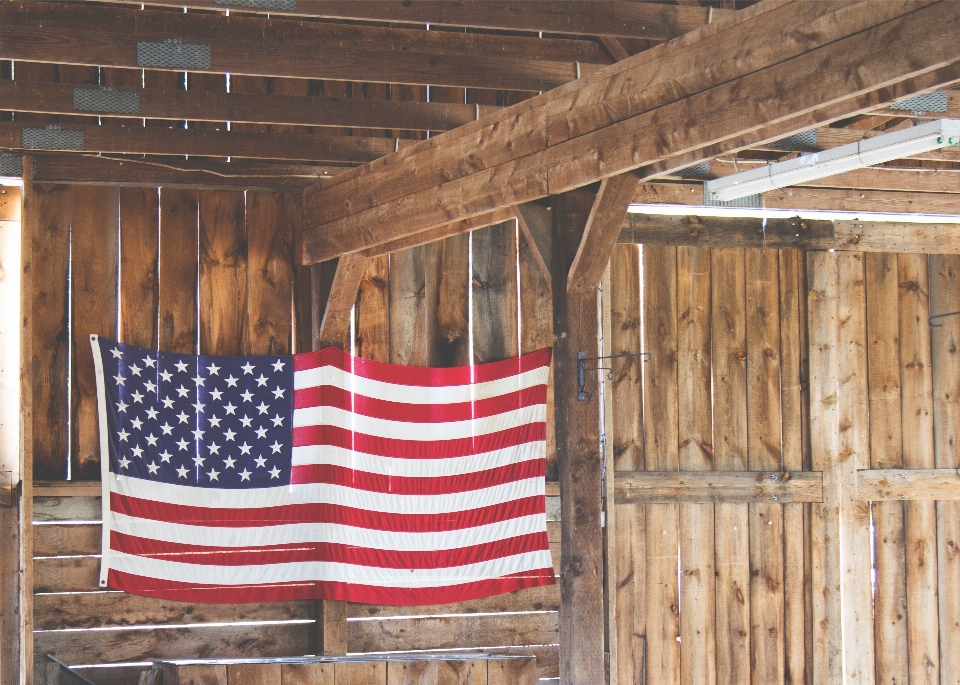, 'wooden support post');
551,188,604,685
316,599,348,657
19,156,35,685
